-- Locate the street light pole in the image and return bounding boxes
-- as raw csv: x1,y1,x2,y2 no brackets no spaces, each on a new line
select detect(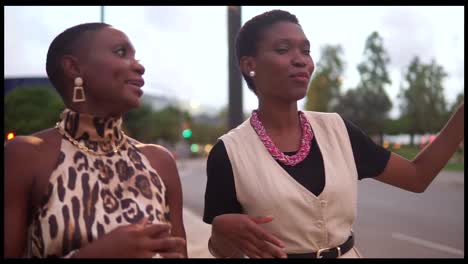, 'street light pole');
227,6,243,129
100,6,105,23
